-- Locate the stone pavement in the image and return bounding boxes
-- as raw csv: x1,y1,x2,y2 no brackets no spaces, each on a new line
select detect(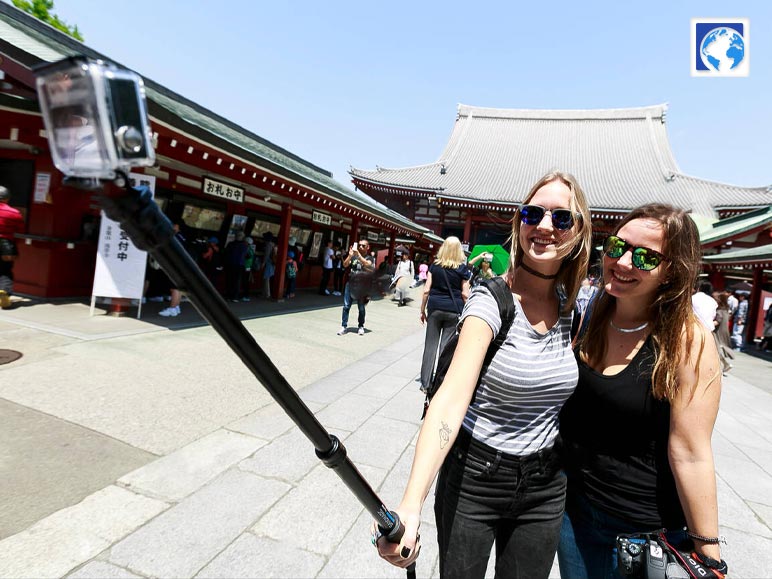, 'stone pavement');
0,292,771,578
